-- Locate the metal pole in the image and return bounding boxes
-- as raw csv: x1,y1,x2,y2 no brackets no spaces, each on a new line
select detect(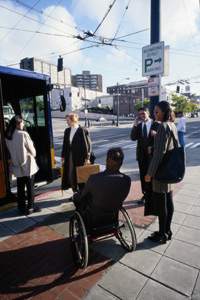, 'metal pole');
142,88,144,106
116,83,119,127
150,0,160,119
84,86,87,127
